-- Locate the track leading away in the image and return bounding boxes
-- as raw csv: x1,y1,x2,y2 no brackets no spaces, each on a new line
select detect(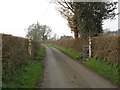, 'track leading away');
40,45,117,88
